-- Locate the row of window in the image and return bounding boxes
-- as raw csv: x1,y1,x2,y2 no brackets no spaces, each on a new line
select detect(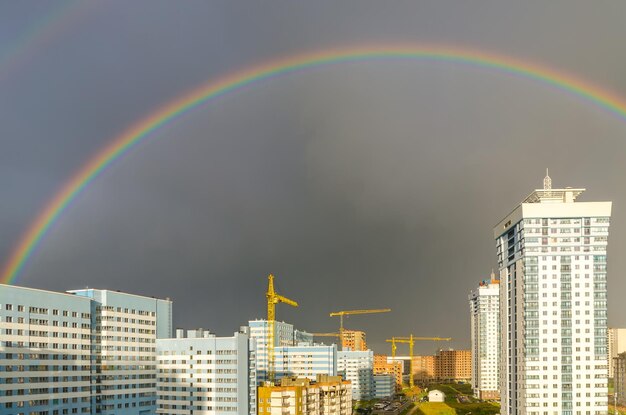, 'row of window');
1,306,90,320
2,342,89,350
98,306,156,317
96,316,155,325
0,353,86,360
3,330,89,339
2,317,89,329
